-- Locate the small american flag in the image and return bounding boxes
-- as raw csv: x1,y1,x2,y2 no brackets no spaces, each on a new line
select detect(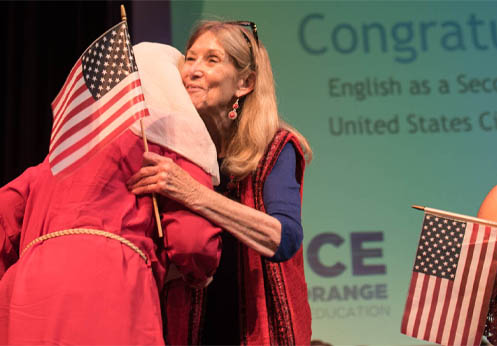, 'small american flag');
49,21,149,176
401,213,497,345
